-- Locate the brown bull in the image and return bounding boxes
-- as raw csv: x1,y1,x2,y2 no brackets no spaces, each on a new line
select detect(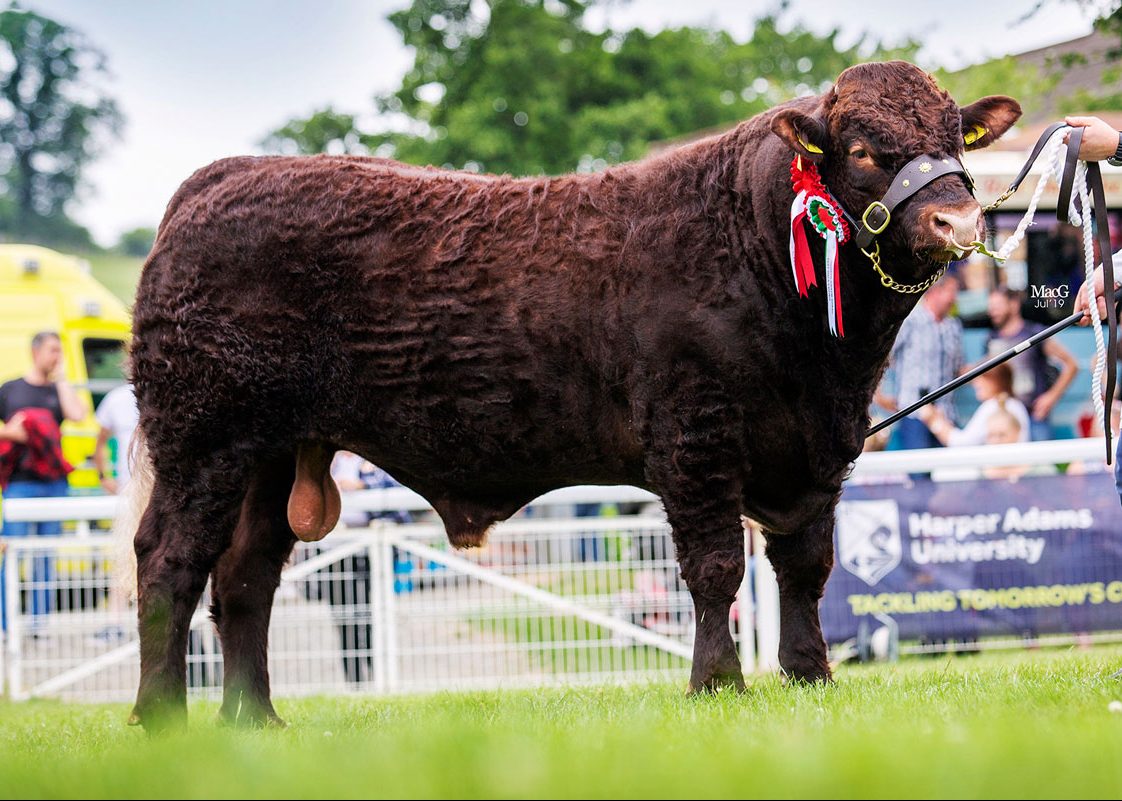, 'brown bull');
122,61,1020,730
